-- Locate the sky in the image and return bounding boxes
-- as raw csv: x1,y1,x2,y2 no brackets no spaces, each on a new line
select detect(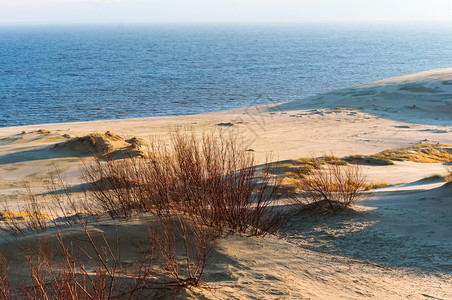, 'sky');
0,0,451,24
